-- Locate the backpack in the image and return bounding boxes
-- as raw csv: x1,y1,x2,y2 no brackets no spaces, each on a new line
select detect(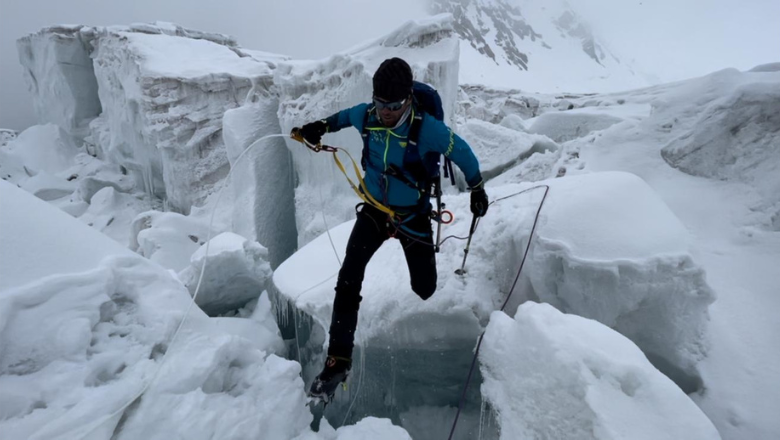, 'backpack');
360,81,456,204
